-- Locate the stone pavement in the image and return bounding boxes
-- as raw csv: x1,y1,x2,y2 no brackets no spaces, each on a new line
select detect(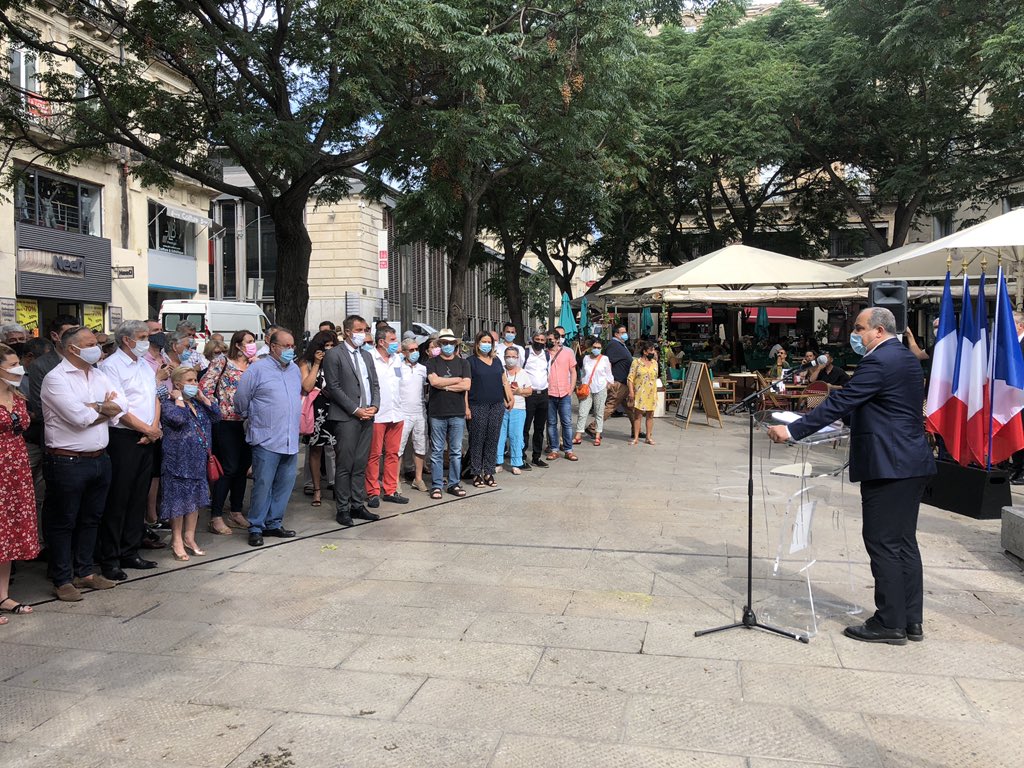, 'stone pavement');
2,413,1023,767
